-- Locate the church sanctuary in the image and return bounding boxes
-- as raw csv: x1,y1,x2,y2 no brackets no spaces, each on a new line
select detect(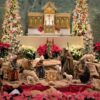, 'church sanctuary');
0,0,100,99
